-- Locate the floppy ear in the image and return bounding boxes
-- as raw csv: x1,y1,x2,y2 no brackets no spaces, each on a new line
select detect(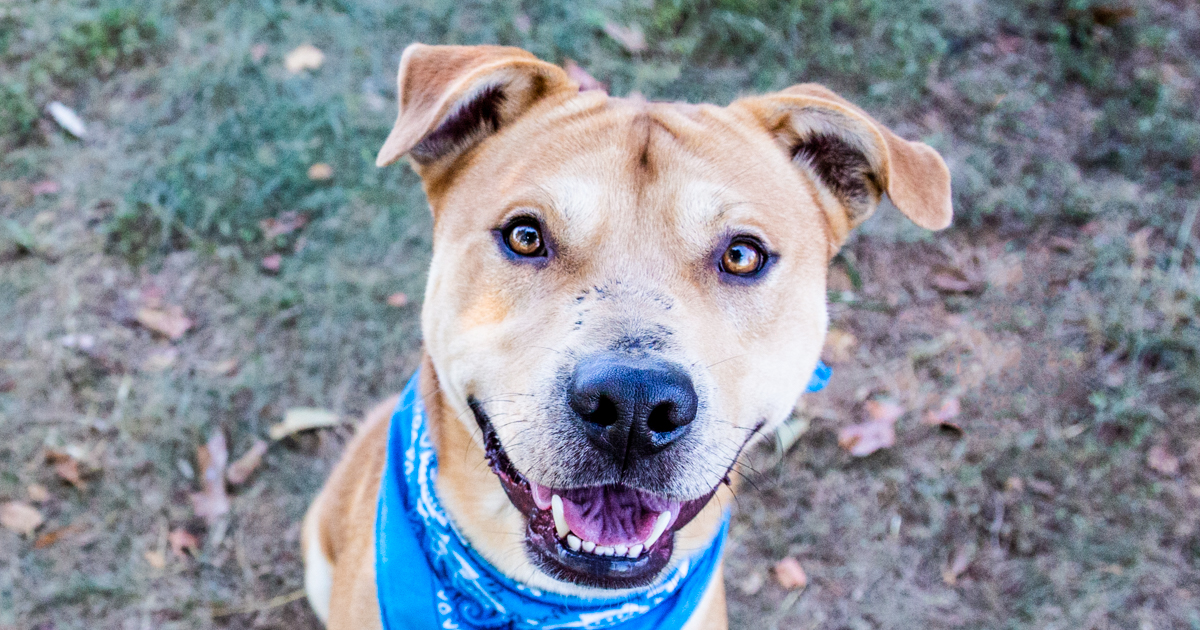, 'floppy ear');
375,43,577,169
730,83,952,251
